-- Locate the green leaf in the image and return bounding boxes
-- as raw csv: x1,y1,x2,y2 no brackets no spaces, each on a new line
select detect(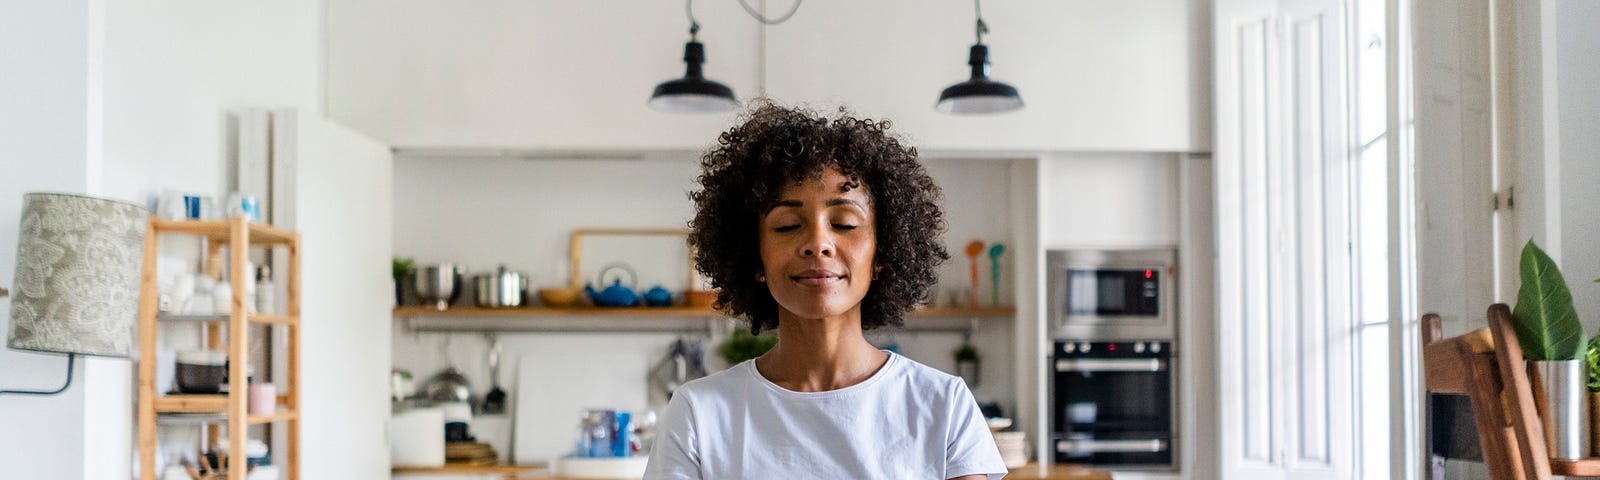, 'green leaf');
1588,335,1600,391
1511,240,1584,360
